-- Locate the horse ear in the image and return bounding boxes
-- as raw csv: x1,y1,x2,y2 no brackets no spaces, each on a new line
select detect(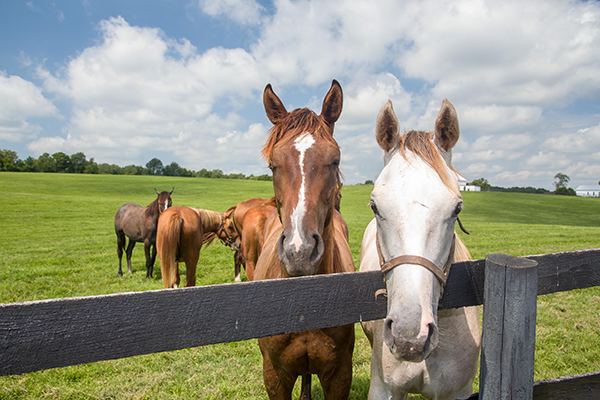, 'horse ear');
263,84,289,125
169,187,174,194
375,100,400,153
434,99,460,152
155,188,160,195
321,79,343,127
